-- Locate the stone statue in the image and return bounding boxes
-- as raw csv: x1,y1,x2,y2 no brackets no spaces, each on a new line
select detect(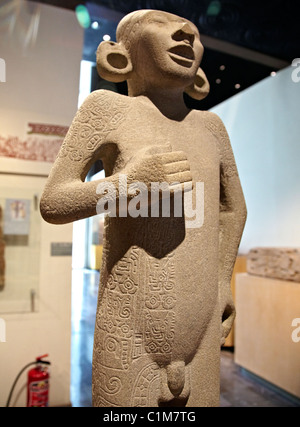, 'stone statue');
40,10,247,407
